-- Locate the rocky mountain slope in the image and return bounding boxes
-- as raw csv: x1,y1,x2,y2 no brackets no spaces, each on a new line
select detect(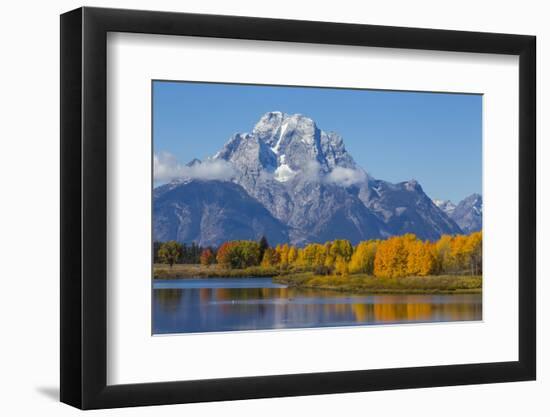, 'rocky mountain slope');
154,179,289,247
434,194,482,234
433,199,457,216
